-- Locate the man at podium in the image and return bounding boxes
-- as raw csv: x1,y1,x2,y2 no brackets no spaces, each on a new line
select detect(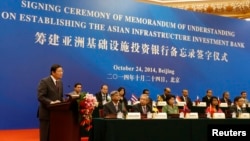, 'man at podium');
37,64,64,141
